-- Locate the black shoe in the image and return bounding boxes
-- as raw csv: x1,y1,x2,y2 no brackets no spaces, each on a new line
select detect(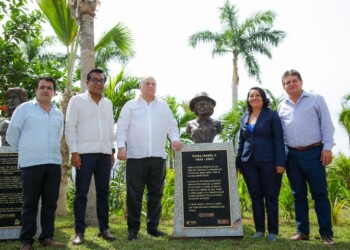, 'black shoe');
322,235,335,245
127,231,138,240
290,232,309,241
98,229,116,241
147,229,167,237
